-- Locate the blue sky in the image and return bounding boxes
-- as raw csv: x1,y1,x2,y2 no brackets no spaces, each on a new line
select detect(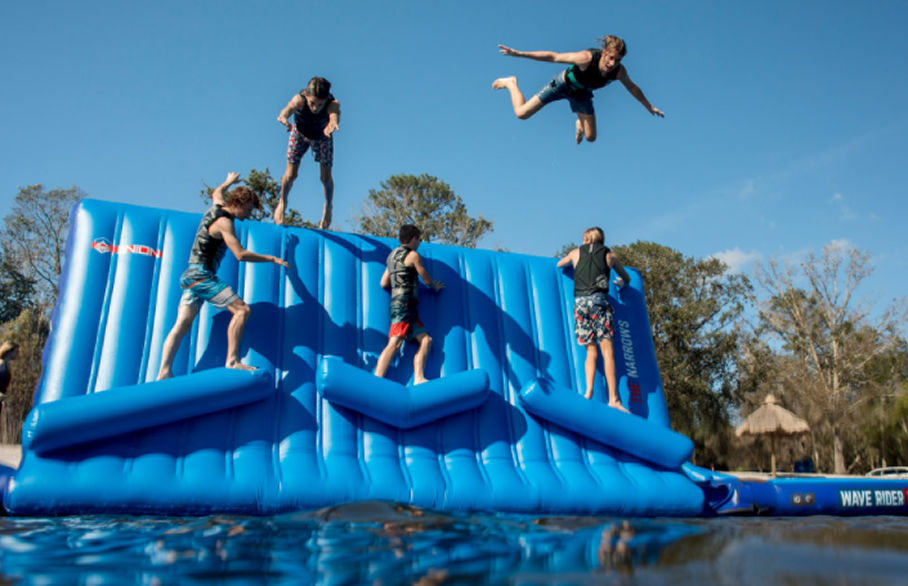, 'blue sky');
2,1,907,314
